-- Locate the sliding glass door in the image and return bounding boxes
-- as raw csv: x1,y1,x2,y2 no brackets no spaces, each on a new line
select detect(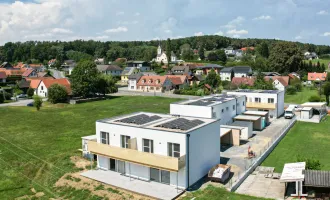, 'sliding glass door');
150,168,170,185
